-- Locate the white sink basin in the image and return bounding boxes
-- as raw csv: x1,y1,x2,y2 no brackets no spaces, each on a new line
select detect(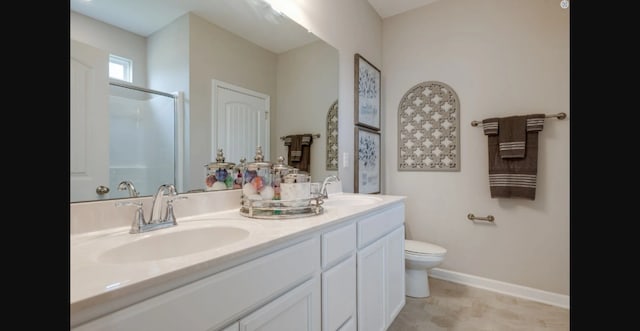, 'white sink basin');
322,194,383,207
98,224,251,263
